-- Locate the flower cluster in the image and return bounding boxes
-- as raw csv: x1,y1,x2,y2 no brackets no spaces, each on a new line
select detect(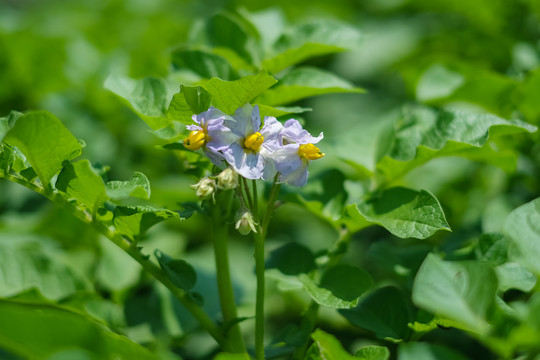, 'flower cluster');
183,104,324,187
